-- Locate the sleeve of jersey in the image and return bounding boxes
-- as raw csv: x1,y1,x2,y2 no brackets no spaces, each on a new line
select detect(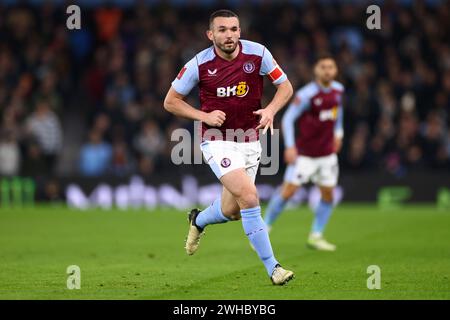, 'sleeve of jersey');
260,47,288,85
282,91,310,148
334,105,344,139
171,57,199,96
